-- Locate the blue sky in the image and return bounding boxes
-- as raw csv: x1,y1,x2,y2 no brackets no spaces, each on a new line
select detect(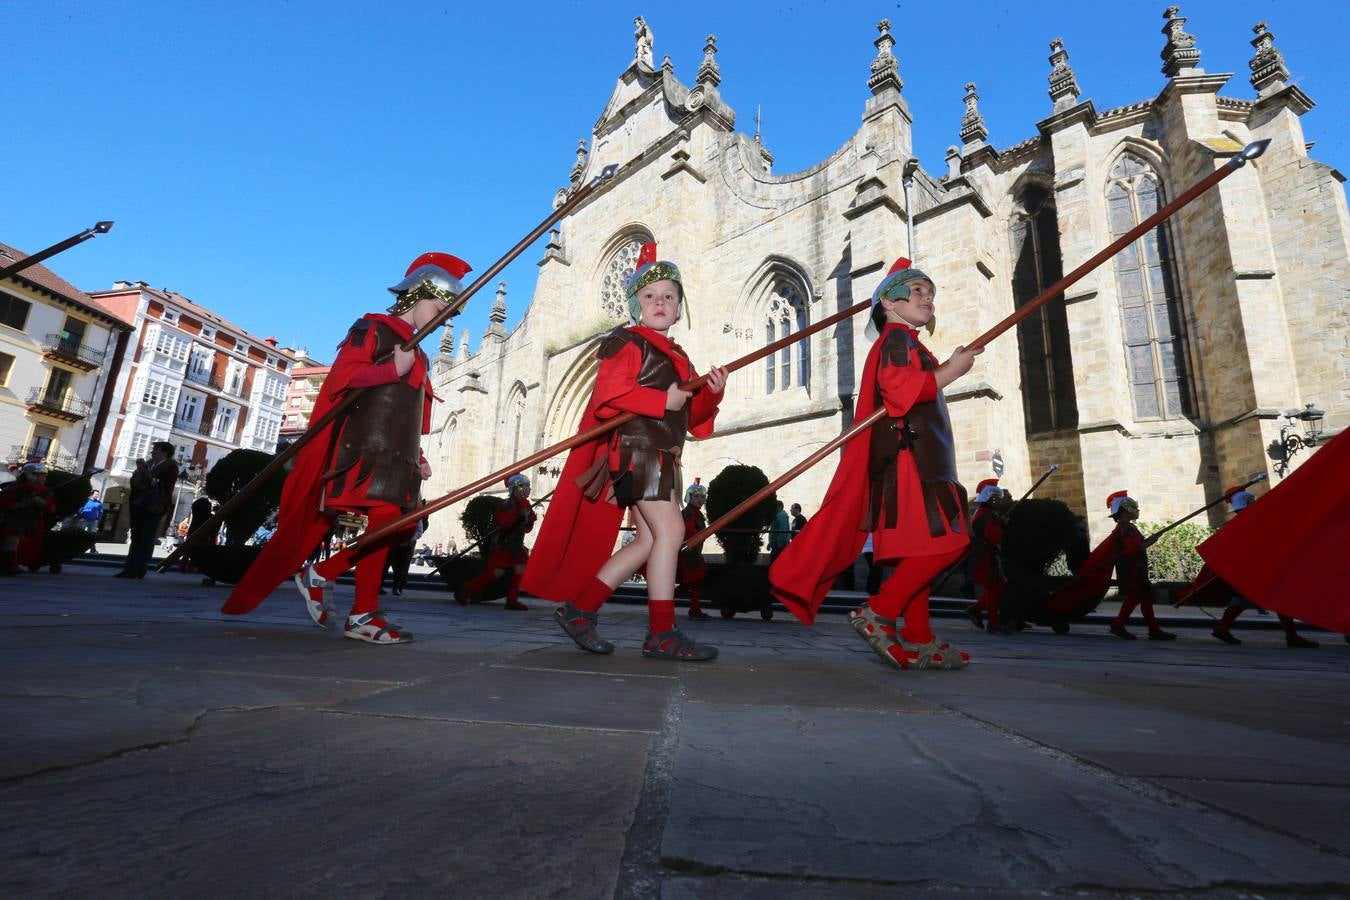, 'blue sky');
5,1,1344,360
